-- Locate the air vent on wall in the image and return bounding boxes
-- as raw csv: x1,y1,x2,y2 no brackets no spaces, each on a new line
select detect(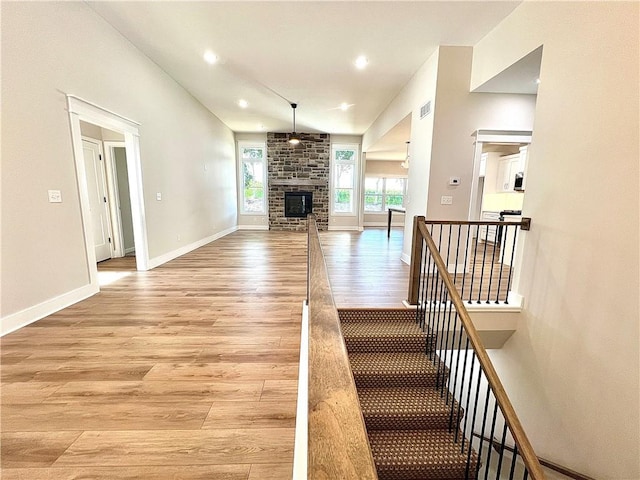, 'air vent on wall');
420,101,431,119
